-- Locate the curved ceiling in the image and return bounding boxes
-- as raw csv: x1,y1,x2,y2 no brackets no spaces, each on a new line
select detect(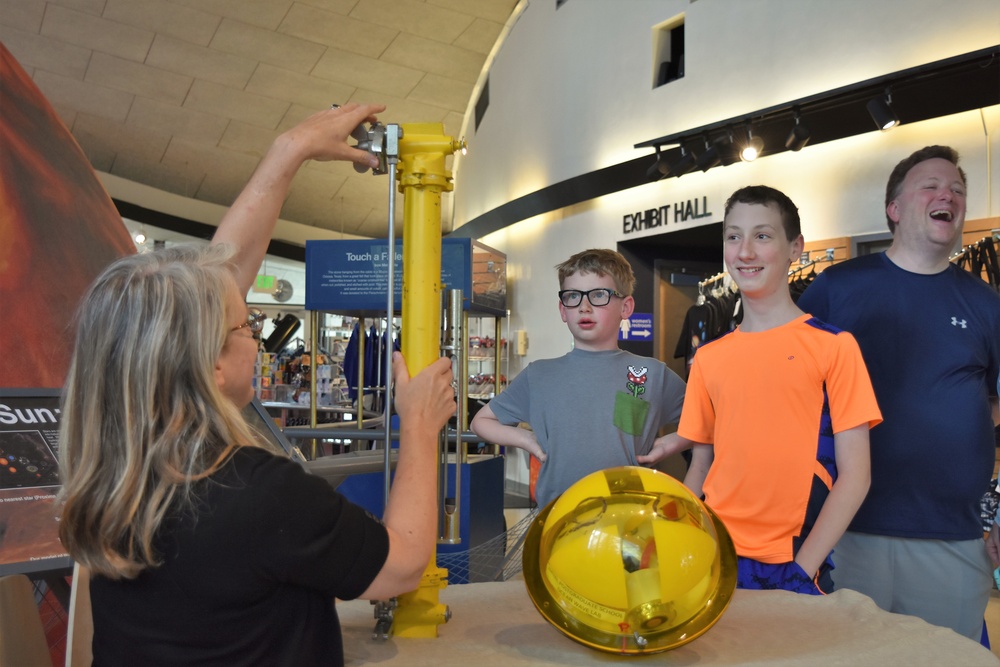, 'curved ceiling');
1,0,520,243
